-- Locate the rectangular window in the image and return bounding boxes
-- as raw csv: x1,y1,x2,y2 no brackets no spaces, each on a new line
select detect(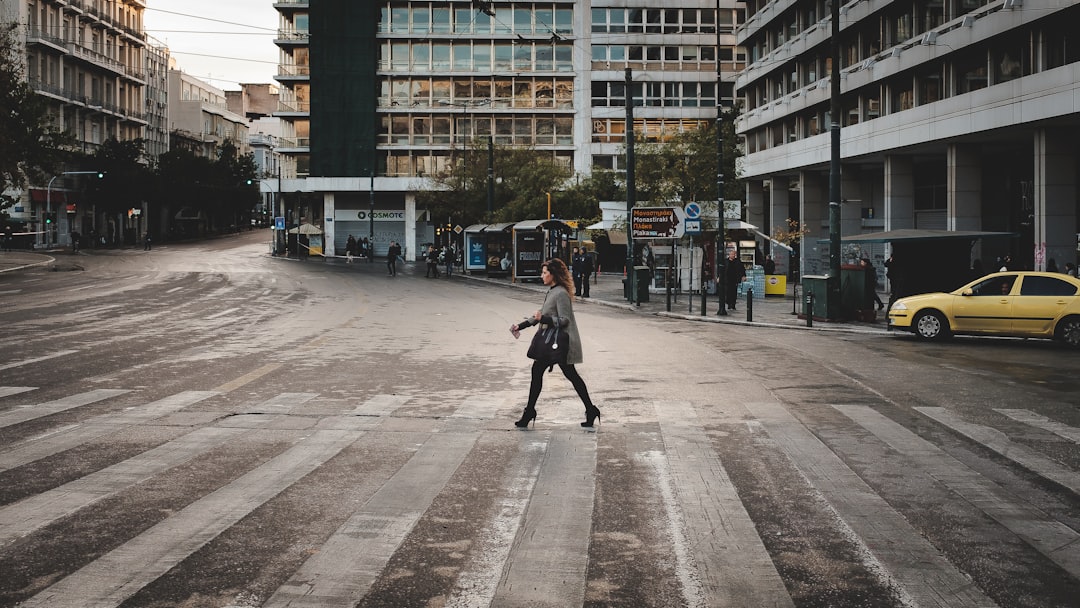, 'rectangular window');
454,44,471,70
432,8,451,34
473,43,490,71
